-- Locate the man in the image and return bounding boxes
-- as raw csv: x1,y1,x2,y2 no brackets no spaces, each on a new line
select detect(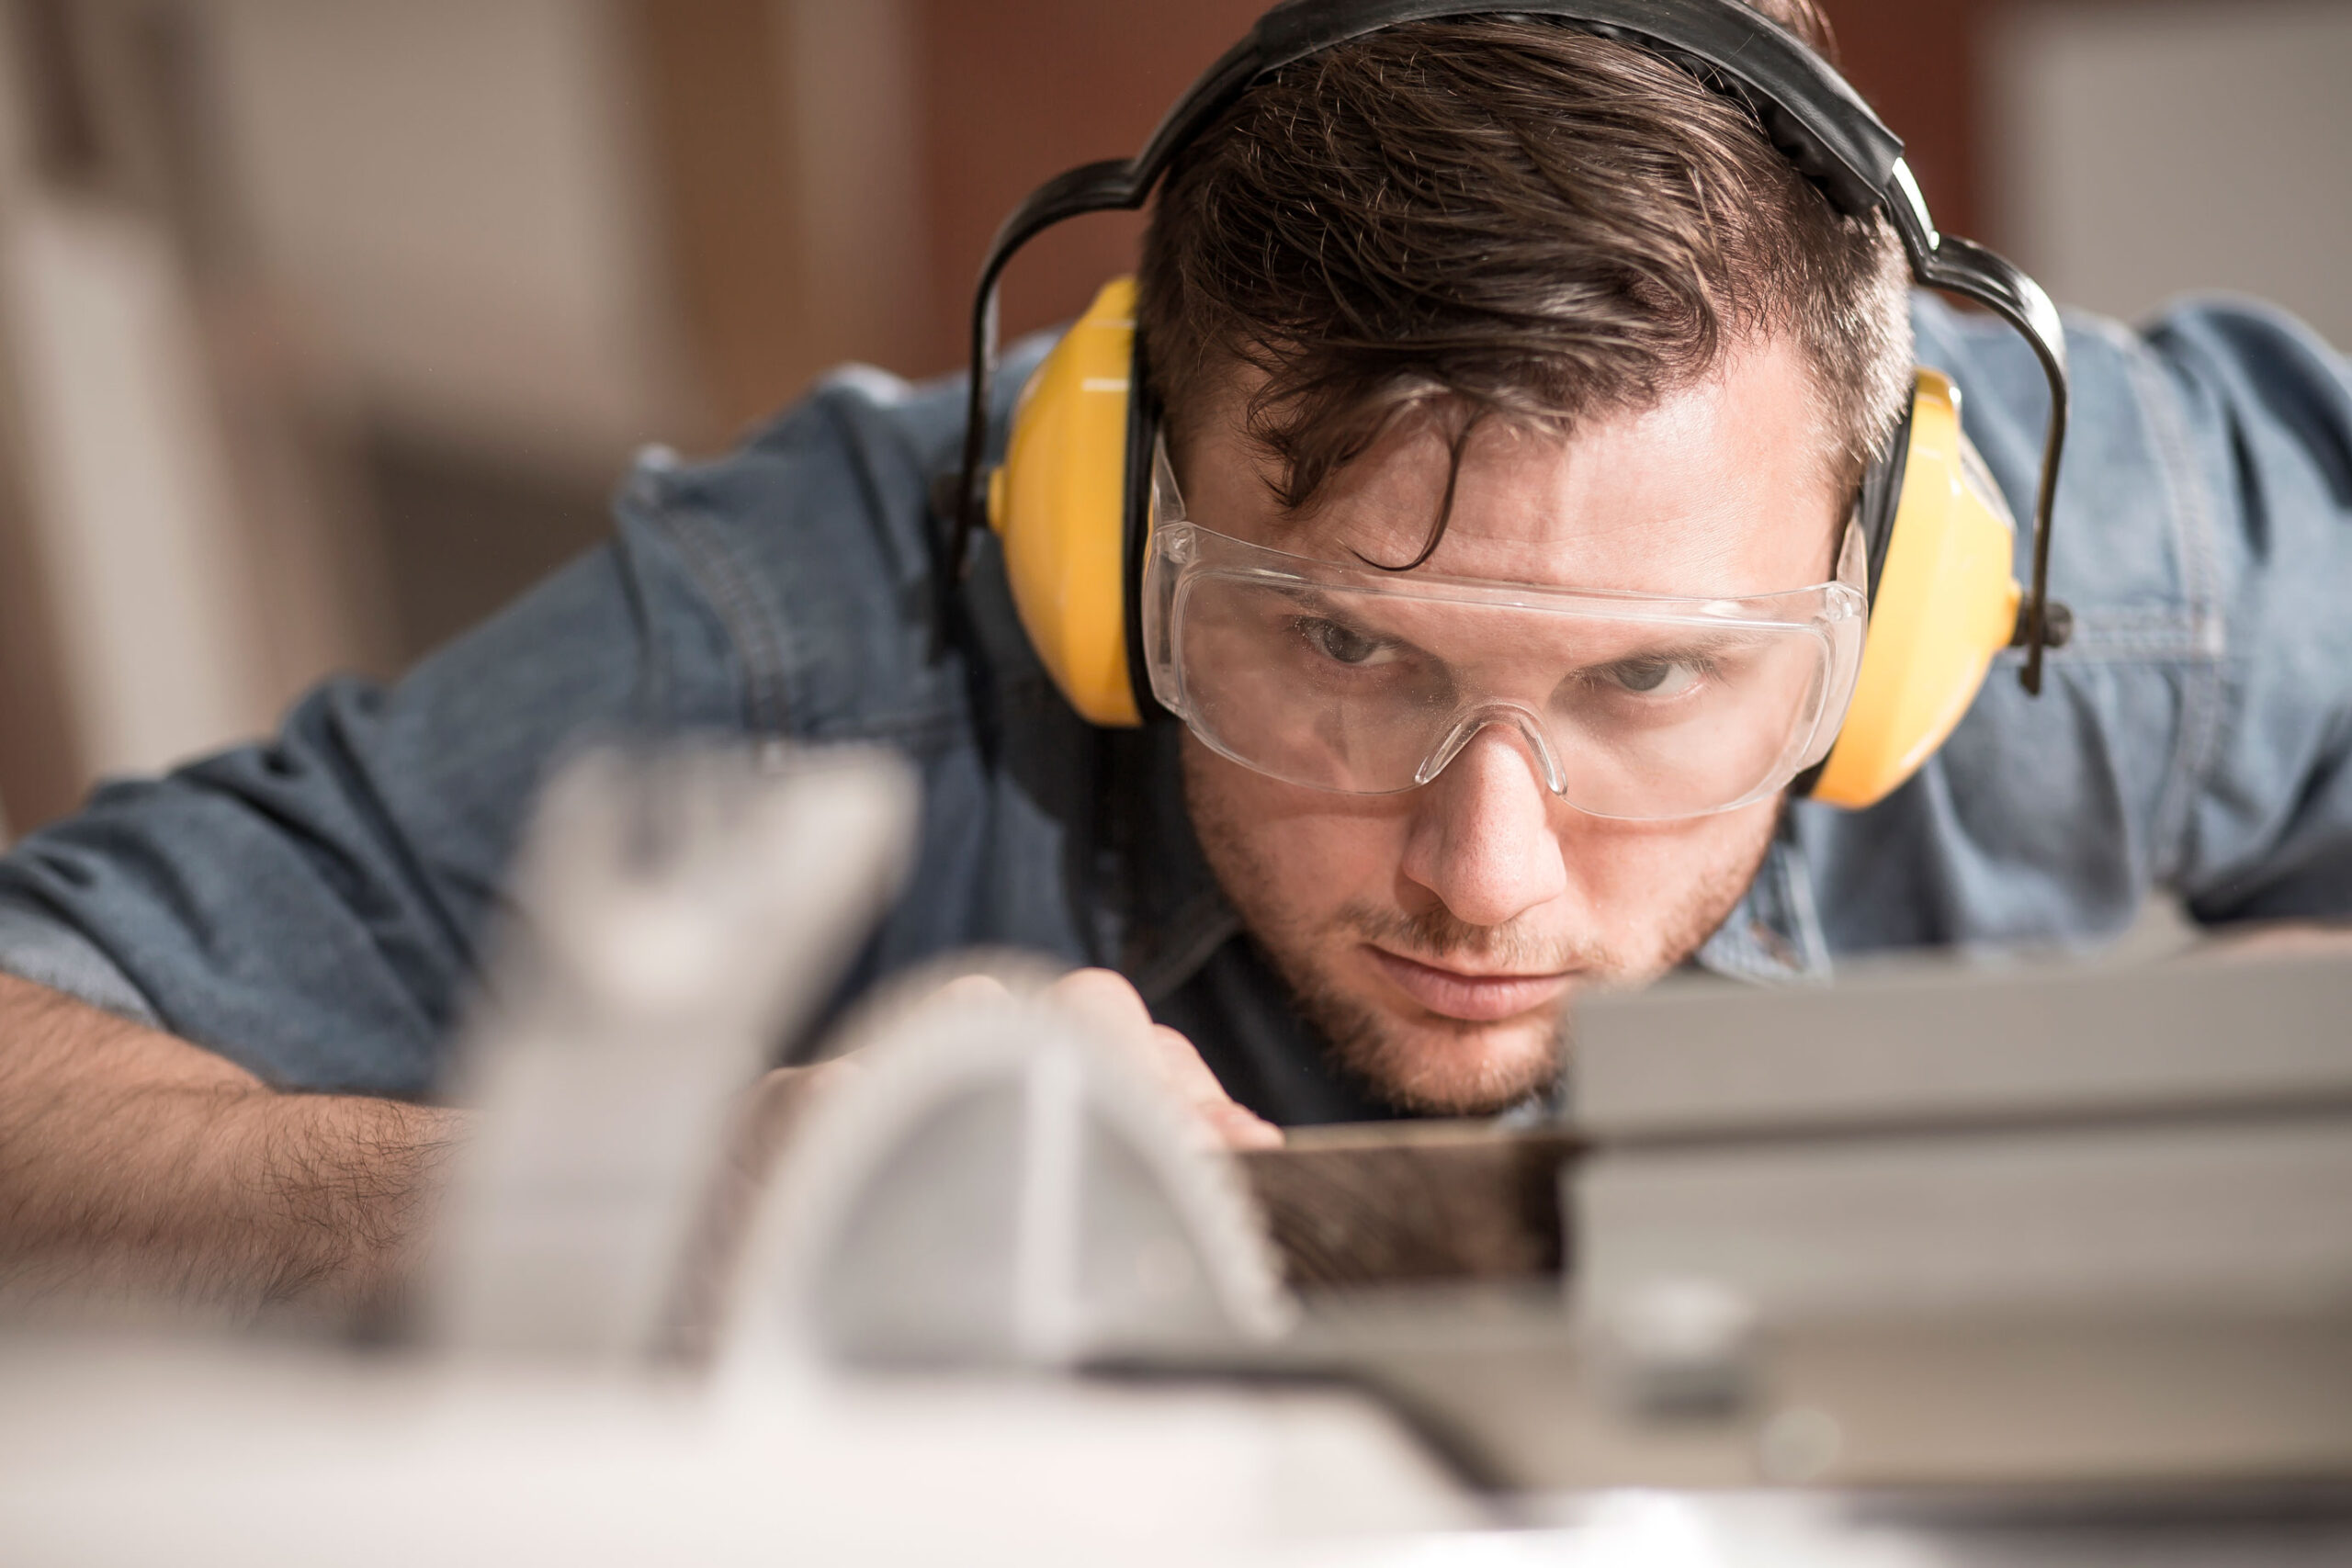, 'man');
1,2,2346,1312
